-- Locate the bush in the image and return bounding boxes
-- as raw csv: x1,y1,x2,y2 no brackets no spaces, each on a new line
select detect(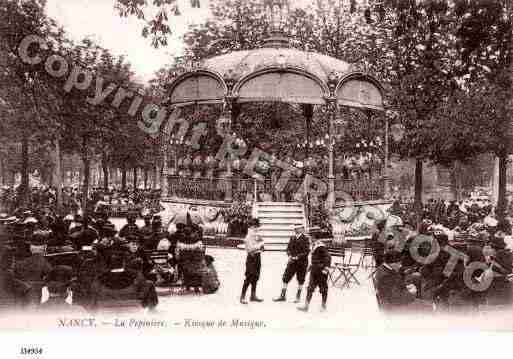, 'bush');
310,203,332,234
222,201,253,238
